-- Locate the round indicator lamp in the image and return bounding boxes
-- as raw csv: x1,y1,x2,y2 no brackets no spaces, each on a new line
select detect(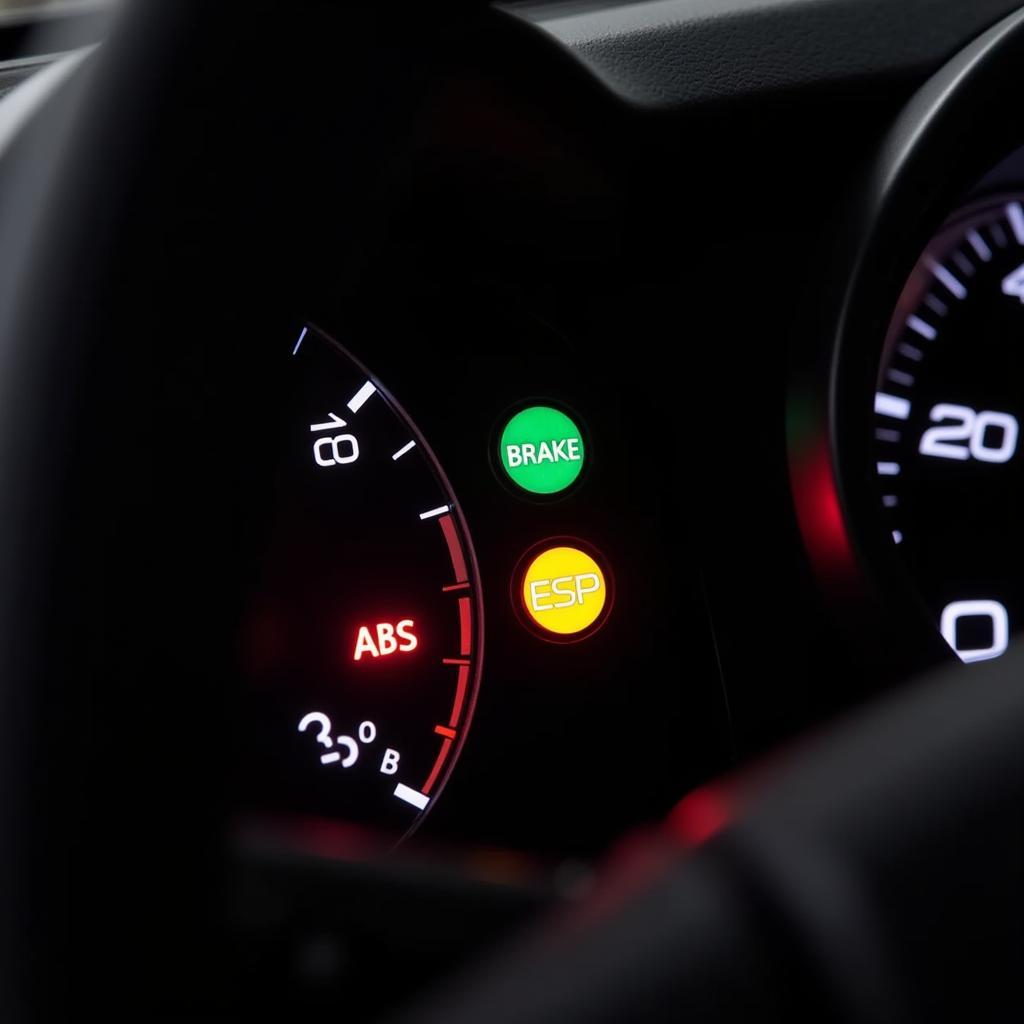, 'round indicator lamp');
519,543,611,640
499,405,585,495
